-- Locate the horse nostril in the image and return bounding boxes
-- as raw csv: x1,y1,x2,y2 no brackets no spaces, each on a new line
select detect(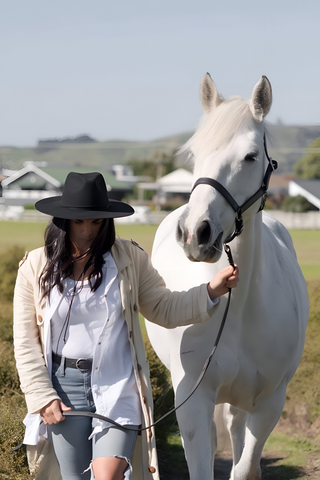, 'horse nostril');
176,220,184,244
197,221,211,246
